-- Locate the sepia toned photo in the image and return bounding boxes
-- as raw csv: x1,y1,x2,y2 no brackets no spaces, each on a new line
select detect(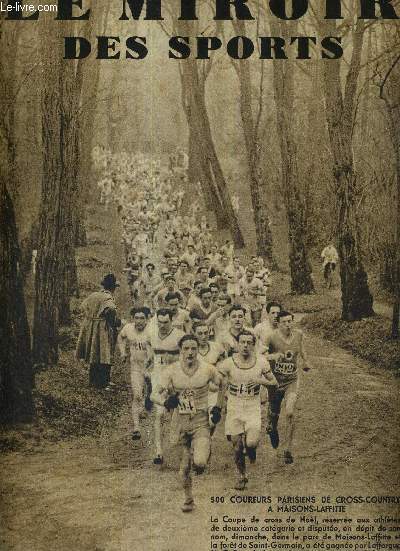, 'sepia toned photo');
1,1,399,550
